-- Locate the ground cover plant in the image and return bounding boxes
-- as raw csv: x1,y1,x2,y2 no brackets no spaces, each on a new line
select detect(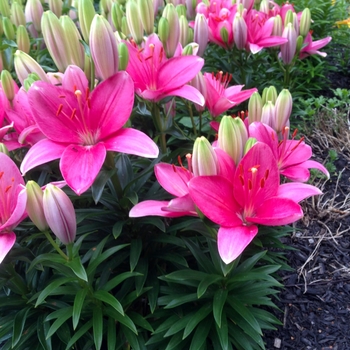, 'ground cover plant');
0,0,343,349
